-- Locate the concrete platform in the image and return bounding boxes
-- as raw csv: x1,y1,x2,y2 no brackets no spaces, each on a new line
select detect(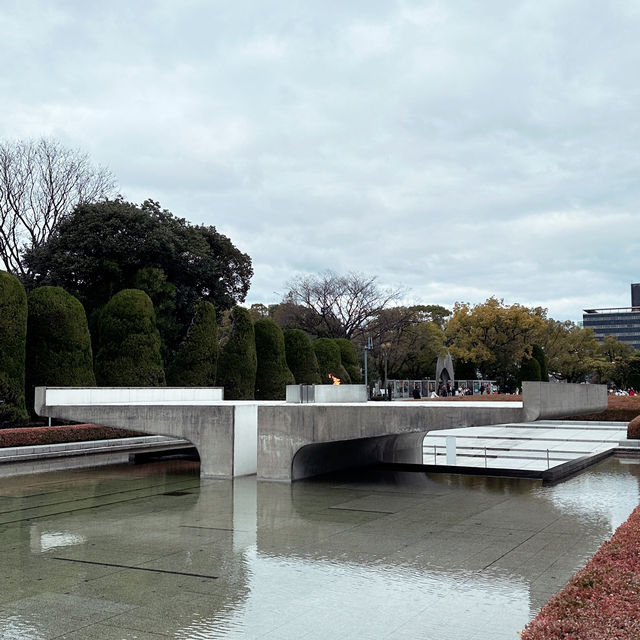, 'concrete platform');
423,420,629,480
